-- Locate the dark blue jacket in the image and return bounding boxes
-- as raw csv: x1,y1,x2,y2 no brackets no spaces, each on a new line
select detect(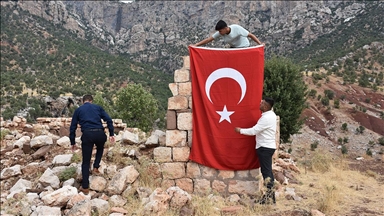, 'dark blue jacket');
69,102,114,145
